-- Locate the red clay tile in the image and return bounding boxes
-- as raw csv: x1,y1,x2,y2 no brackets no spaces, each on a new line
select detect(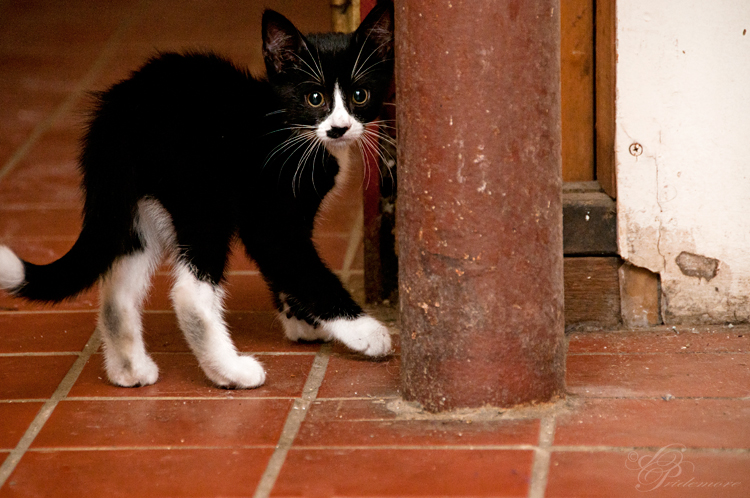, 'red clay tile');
0,239,78,269
69,353,313,399
315,209,360,237
0,403,42,449
0,312,94,353
350,242,365,270
141,273,276,312
0,356,75,400
0,207,82,239
0,2,129,55
317,354,401,399
296,398,540,447
555,398,750,449
228,312,323,353
567,353,750,398
0,286,98,312
33,398,292,449
141,311,321,354
222,273,279,311
547,450,750,497
0,157,81,207
313,233,353,271
226,240,259,272
568,327,750,354
273,448,533,497
0,448,273,497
